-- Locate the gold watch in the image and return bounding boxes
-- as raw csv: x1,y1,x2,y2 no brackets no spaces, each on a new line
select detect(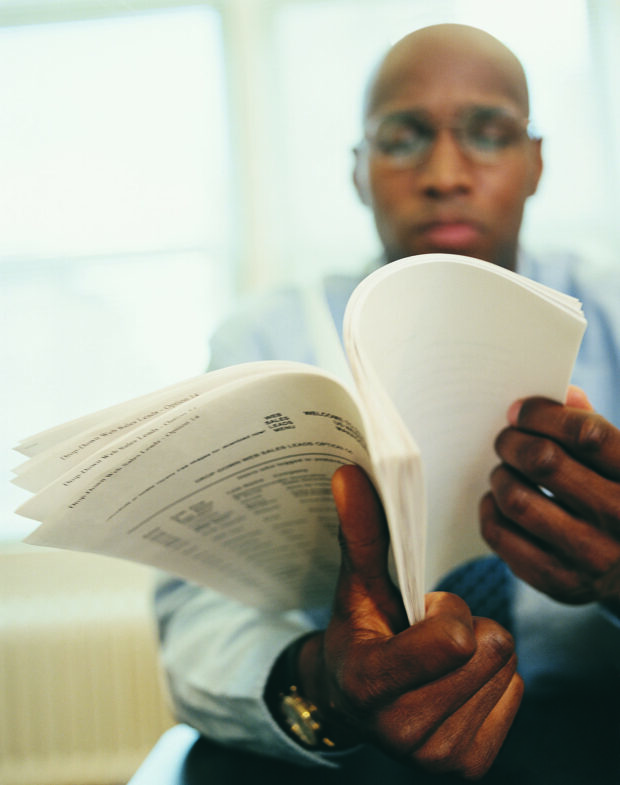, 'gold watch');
279,685,336,749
